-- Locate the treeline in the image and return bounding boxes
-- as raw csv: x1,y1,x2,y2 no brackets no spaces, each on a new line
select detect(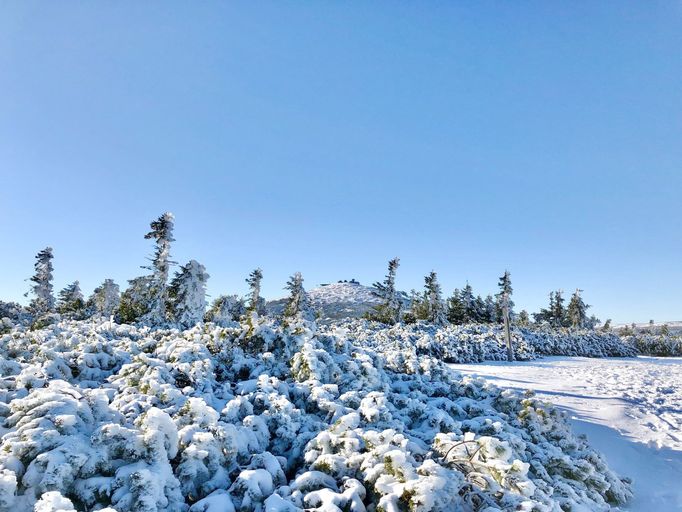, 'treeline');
9,213,314,330
367,258,599,330
5,212,600,332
